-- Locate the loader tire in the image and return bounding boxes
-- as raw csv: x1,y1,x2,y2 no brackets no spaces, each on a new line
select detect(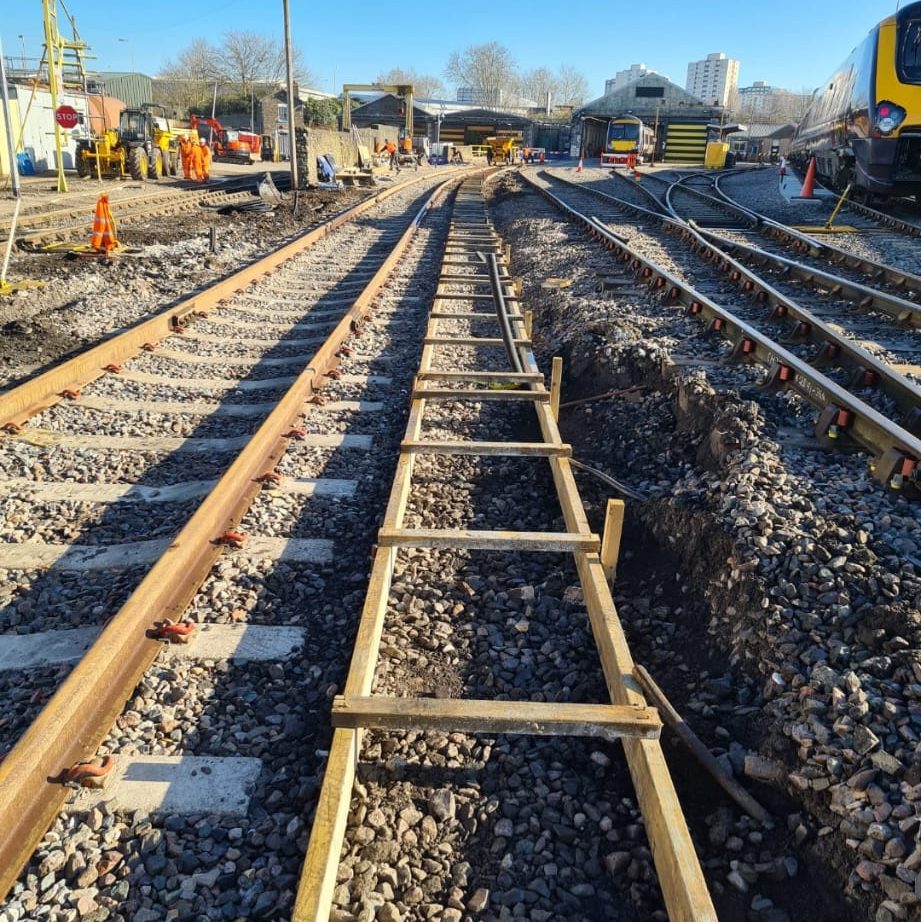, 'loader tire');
128,146,149,181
